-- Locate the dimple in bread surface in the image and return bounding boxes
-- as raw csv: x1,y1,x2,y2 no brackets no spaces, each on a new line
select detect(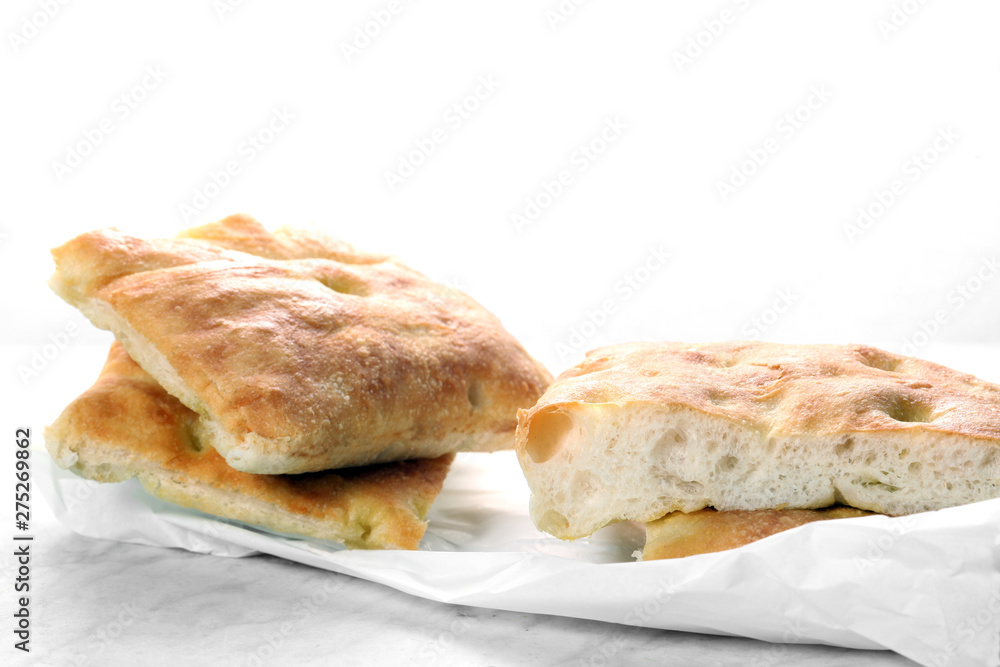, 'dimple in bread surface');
516,341,1000,540
530,341,1000,439
49,214,552,474
45,342,454,550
